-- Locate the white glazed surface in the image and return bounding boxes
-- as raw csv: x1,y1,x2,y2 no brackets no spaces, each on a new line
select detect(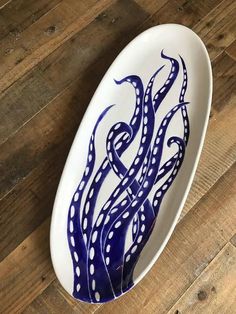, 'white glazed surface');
50,24,212,301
